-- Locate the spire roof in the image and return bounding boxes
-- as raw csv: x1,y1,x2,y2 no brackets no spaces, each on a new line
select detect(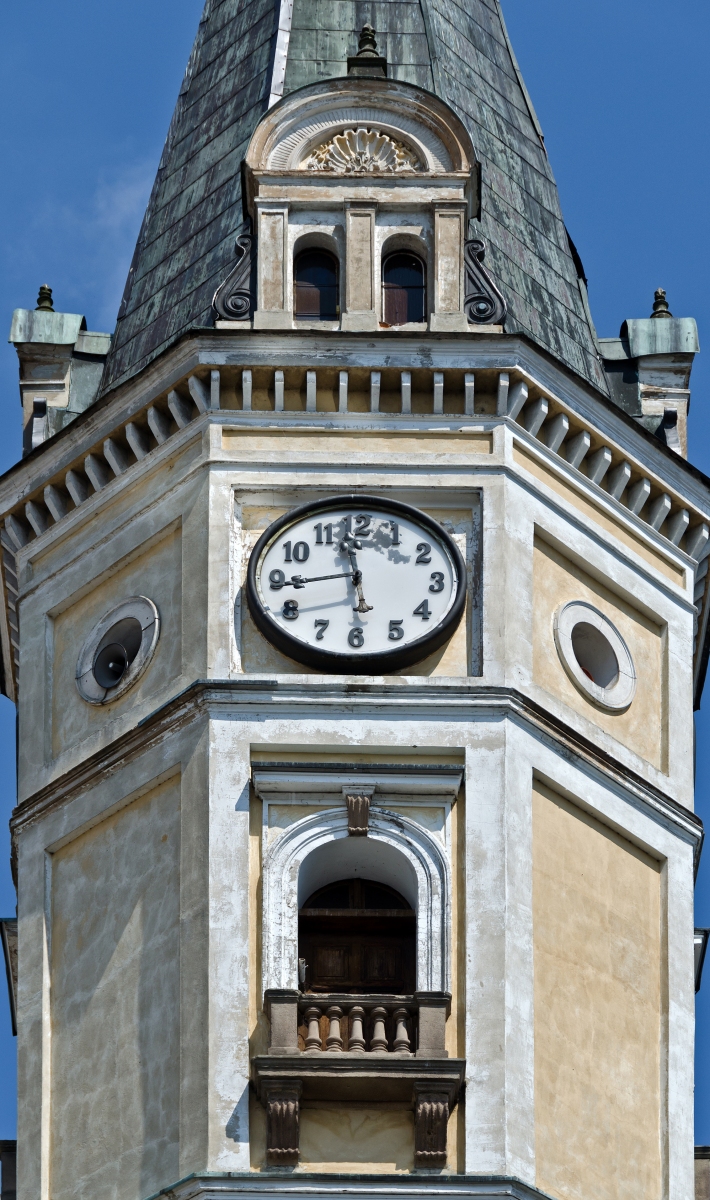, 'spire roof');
101,0,607,396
